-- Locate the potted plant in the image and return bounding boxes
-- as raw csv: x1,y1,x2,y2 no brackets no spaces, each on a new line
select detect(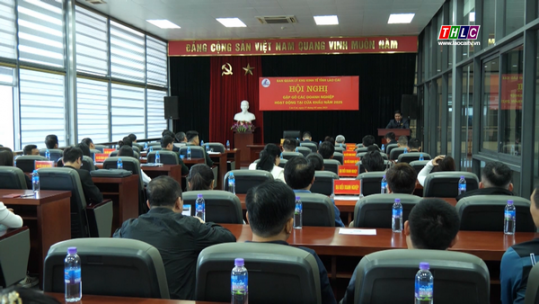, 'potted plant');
231,121,256,133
